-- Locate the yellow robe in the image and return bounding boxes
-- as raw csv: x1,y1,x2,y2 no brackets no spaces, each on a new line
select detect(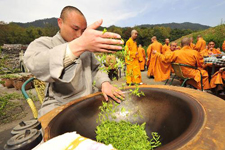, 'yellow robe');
190,43,195,49
195,38,206,52
162,44,170,55
222,41,225,51
147,41,162,77
138,47,146,71
155,46,210,90
200,48,221,57
154,49,173,81
210,71,225,88
125,38,142,84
